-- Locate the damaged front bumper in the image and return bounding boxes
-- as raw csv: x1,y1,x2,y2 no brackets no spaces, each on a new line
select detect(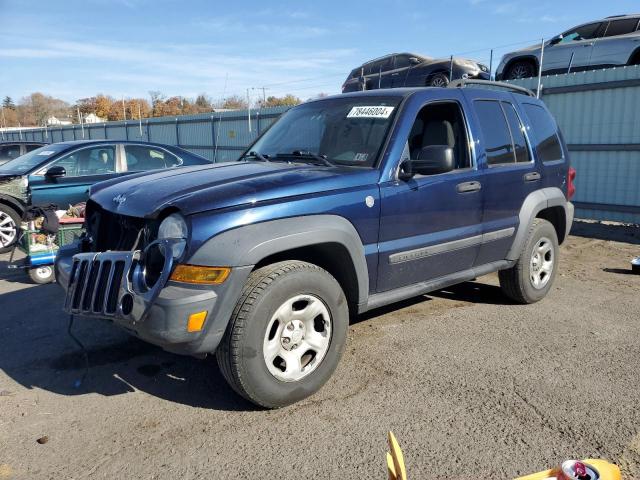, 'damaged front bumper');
55,240,250,355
